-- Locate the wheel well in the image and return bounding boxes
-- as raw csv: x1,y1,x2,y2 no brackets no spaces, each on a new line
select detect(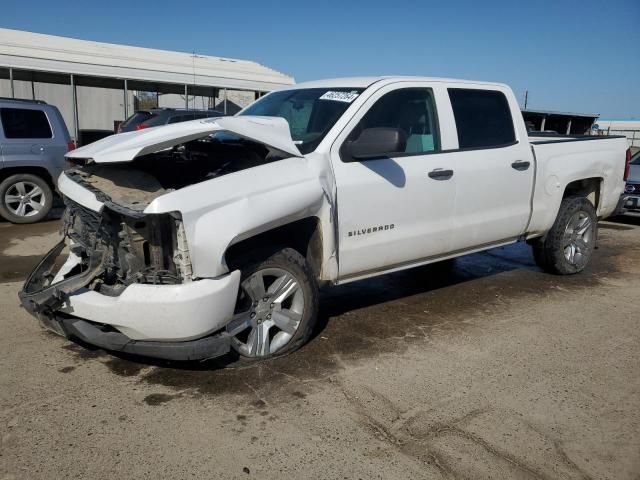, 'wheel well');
0,166,55,188
225,217,323,279
563,177,602,209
